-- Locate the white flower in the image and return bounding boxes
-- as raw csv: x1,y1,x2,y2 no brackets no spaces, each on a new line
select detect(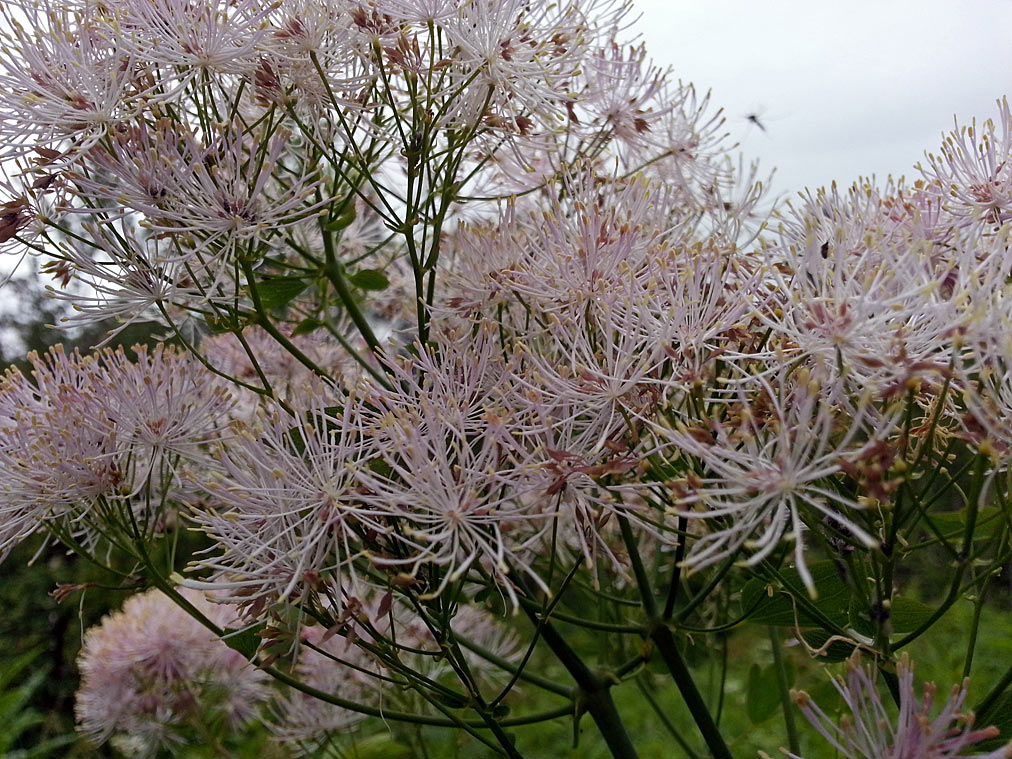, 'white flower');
919,97,1012,229
0,344,230,559
352,328,545,600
